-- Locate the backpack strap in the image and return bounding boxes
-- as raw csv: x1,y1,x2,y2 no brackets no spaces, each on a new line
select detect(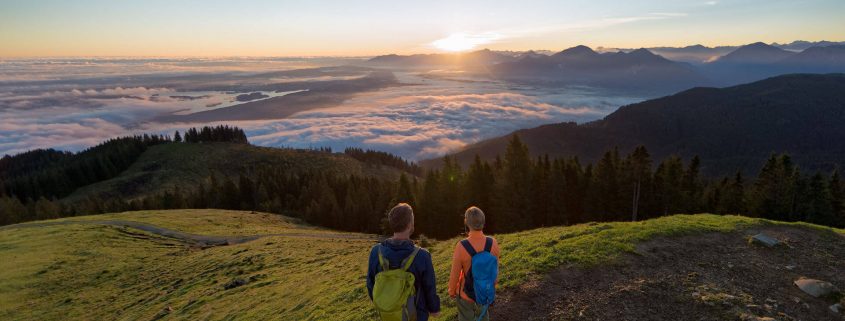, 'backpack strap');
460,239,477,257
401,246,421,271
483,236,493,253
377,244,389,271
477,305,489,321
